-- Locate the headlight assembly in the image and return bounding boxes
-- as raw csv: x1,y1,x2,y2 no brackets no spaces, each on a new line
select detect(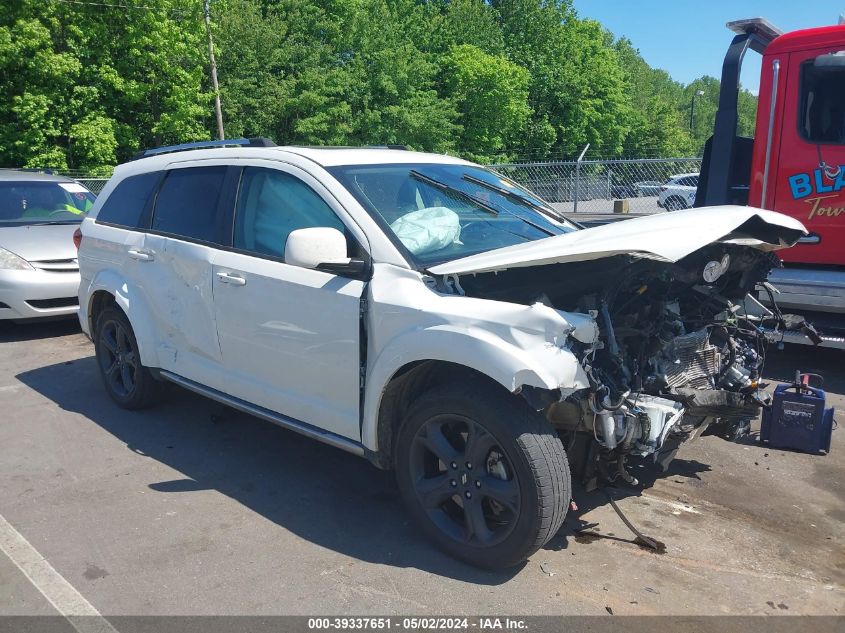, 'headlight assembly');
0,247,34,270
